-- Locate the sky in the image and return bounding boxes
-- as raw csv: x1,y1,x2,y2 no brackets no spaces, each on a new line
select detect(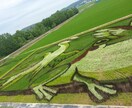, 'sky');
0,0,78,34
